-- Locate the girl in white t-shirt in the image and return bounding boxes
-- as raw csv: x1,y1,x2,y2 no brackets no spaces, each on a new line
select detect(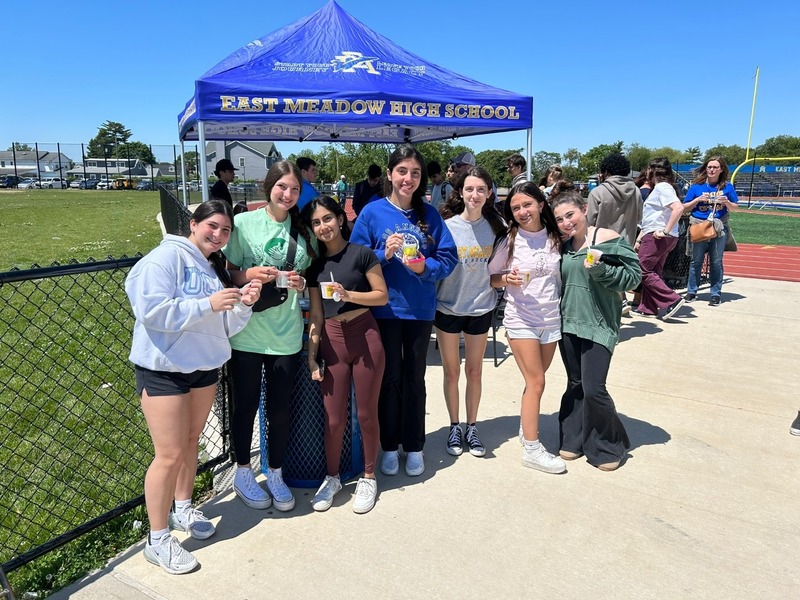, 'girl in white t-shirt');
488,182,565,475
632,160,685,319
